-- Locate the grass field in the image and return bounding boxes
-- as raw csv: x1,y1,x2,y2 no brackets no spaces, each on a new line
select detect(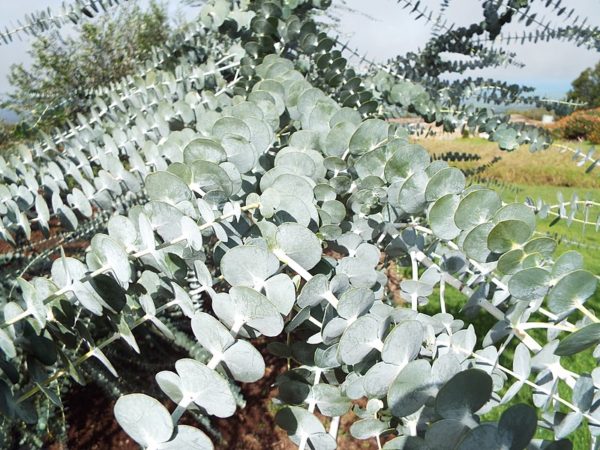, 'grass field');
417,137,600,447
